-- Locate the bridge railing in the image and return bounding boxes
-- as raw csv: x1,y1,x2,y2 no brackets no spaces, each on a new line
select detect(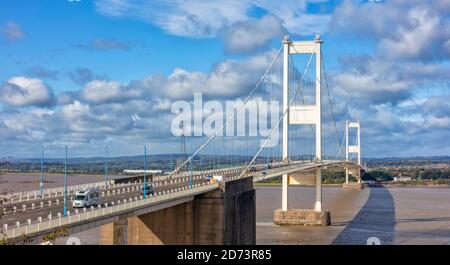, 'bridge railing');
249,160,349,182
3,160,345,205
1,182,219,240
3,175,174,203
3,167,235,204
3,180,113,203
3,172,216,206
